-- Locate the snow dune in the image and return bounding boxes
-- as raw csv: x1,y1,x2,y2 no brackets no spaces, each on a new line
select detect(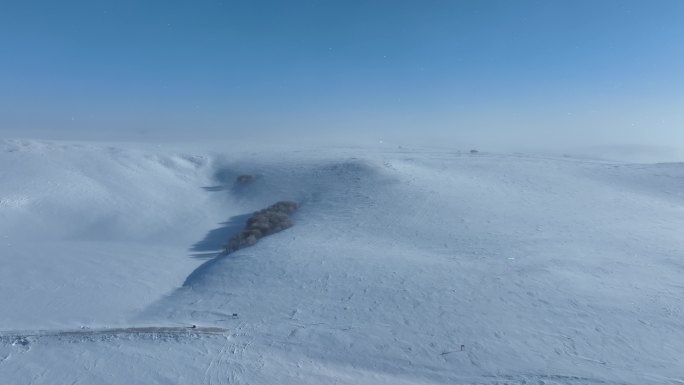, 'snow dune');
1,139,683,384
